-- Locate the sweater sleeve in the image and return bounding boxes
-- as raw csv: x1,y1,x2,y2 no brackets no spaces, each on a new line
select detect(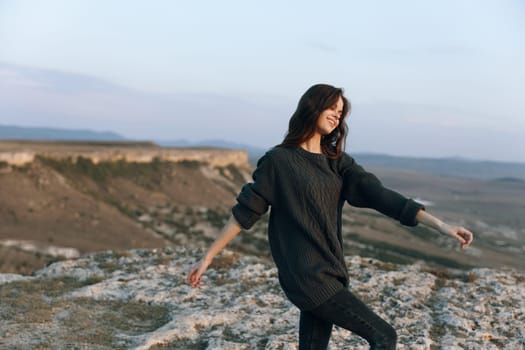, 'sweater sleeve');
339,153,425,226
231,152,275,230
